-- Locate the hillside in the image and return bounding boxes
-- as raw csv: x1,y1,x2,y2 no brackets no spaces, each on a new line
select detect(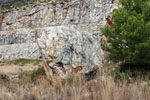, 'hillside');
0,0,150,100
